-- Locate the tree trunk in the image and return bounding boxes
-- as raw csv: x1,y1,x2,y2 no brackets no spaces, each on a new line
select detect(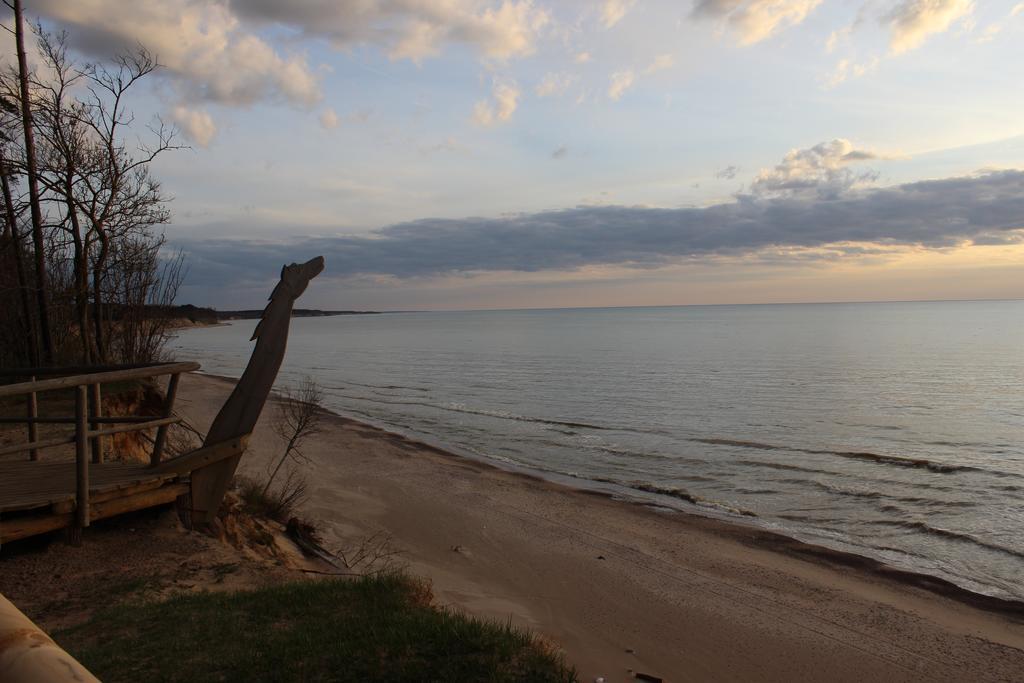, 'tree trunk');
92,231,109,362
0,154,37,366
13,0,54,364
66,191,91,364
